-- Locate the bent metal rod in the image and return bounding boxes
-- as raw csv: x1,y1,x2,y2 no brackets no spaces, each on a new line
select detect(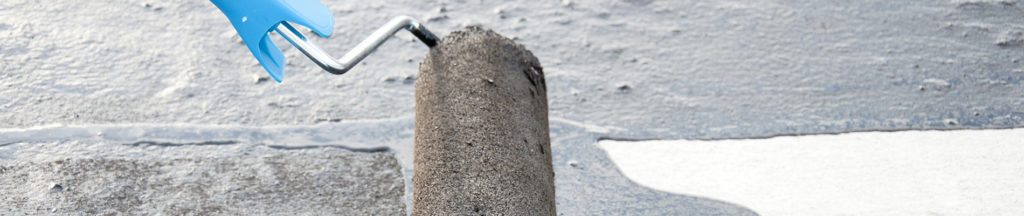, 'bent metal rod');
275,16,439,75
